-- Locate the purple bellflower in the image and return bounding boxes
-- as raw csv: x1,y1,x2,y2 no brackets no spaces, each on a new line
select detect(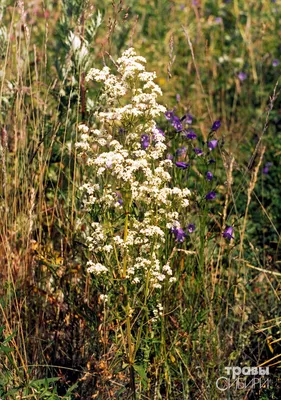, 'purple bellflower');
207,140,218,151
187,223,195,233
206,171,213,181
205,191,216,200
172,116,183,132
238,72,247,81
176,146,187,156
165,110,175,121
185,130,197,140
171,226,187,242
223,226,234,240
175,161,189,169
263,162,273,175
141,134,150,149
211,120,221,131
